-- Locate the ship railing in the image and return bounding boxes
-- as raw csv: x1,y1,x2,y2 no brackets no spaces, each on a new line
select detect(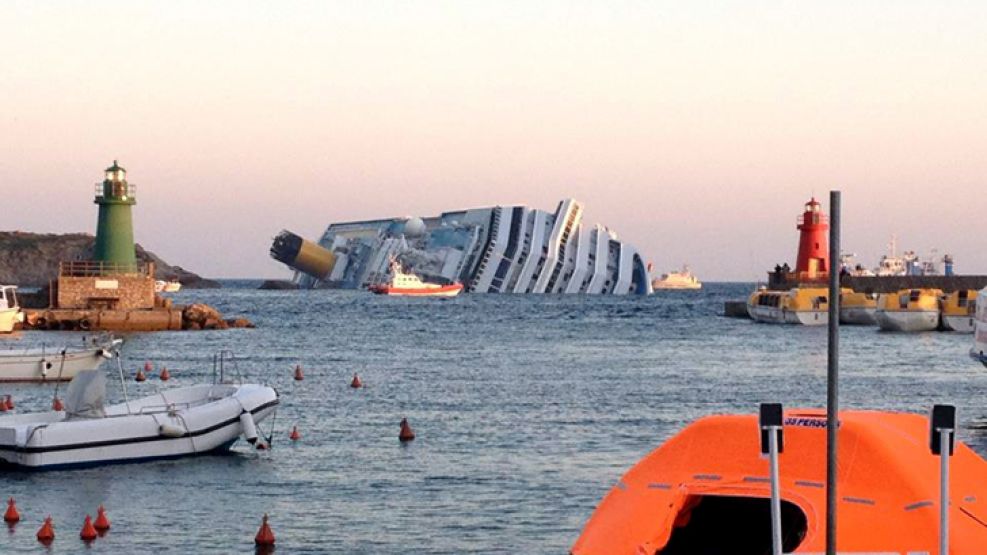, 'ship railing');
59,260,152,277
796,214,829,226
